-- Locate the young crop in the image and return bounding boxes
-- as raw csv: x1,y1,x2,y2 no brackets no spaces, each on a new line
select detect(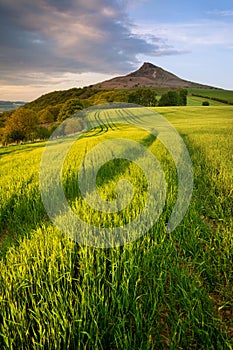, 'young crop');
0,106,232,349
